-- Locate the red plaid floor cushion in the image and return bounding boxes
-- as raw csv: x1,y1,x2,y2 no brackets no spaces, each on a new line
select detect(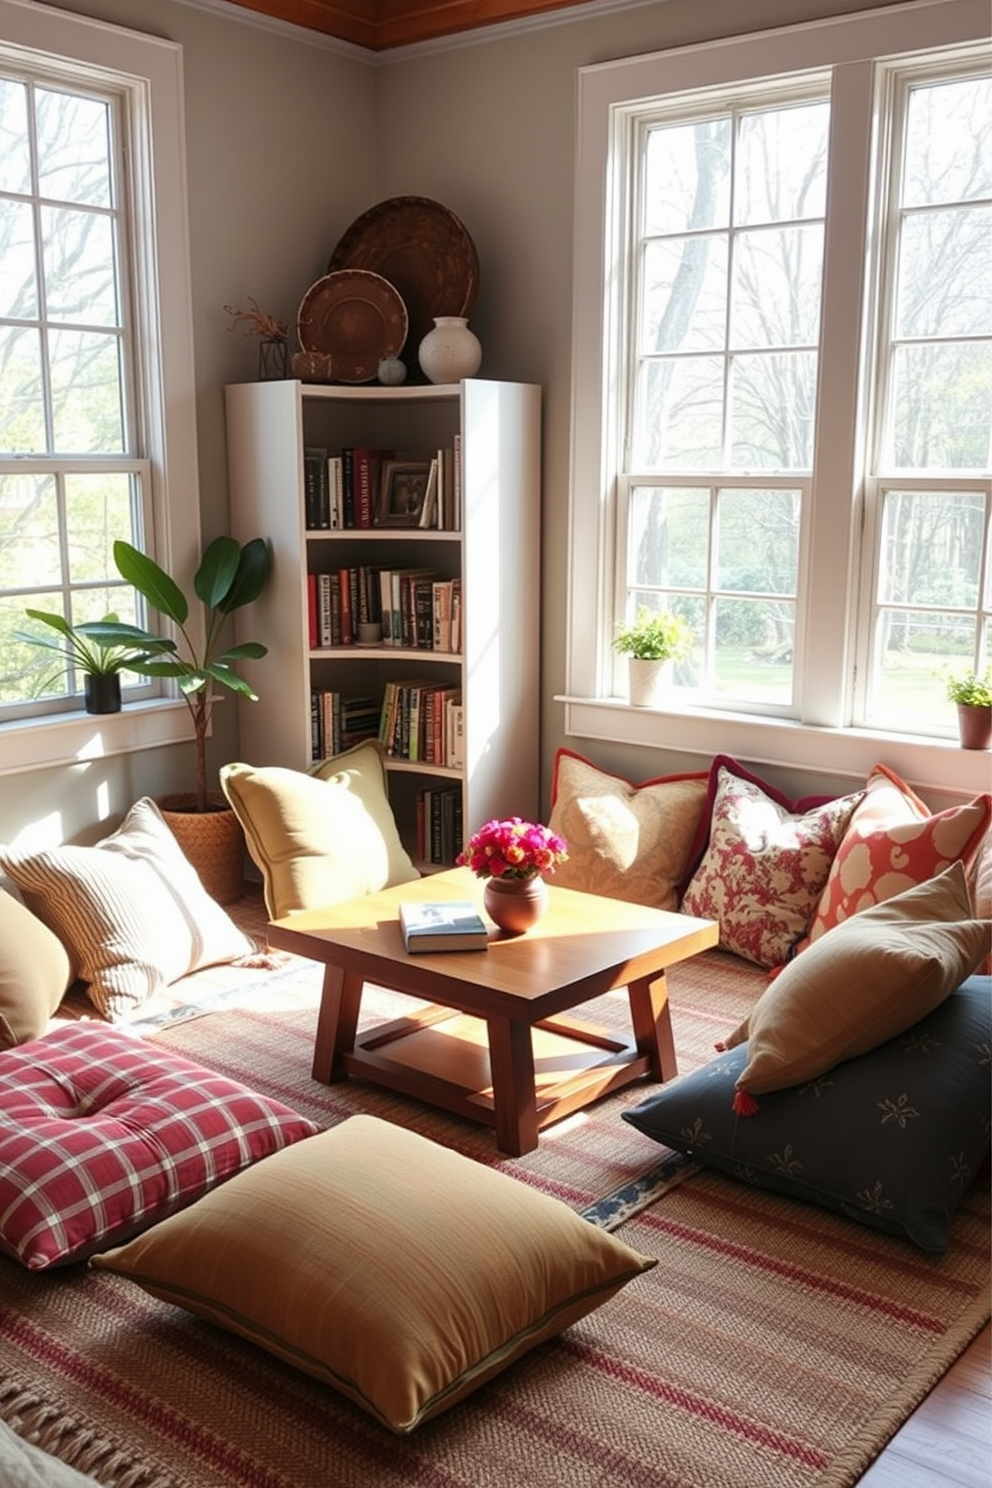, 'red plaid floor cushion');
0,1023,320,1270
